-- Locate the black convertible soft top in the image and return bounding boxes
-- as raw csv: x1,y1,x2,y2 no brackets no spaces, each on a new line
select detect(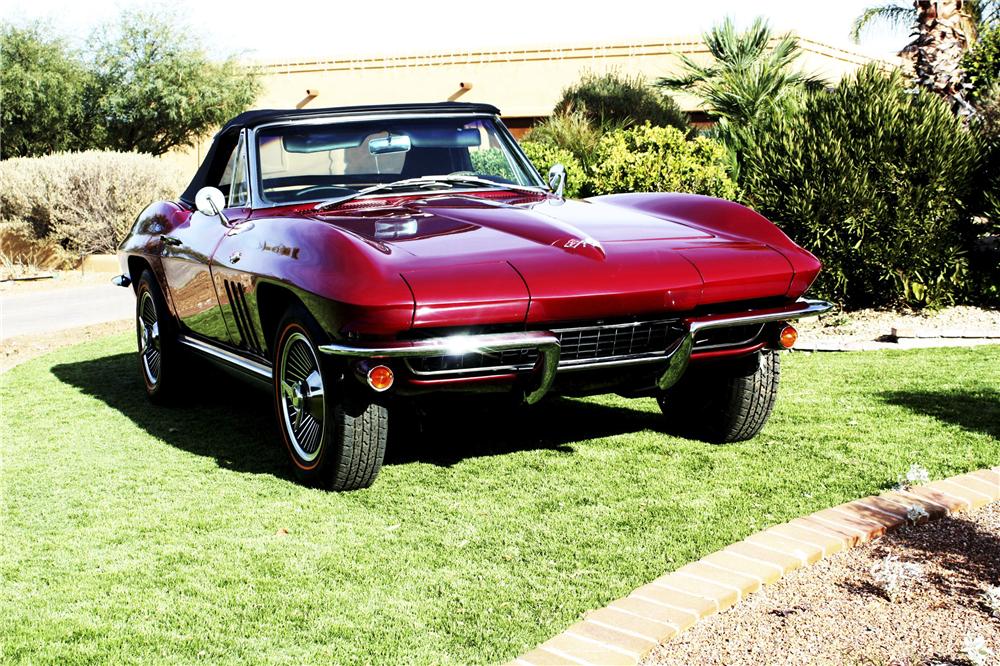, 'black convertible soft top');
179,102,502,205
